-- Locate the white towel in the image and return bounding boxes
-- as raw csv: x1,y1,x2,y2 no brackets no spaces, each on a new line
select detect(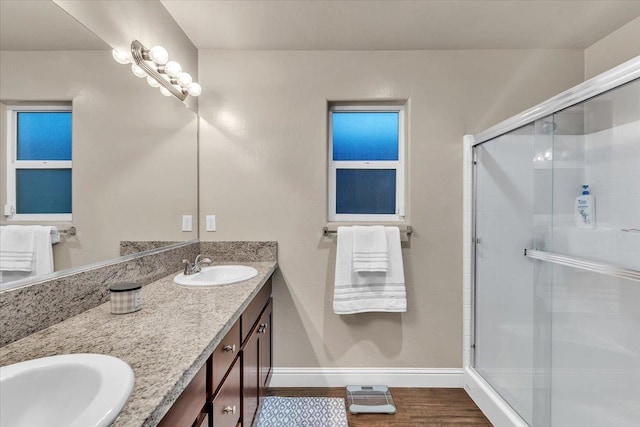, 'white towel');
334,226,406,314
50,227,61,244
352,226,388,272
0,226,55,280
0,225,36,271
33,226,55,275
